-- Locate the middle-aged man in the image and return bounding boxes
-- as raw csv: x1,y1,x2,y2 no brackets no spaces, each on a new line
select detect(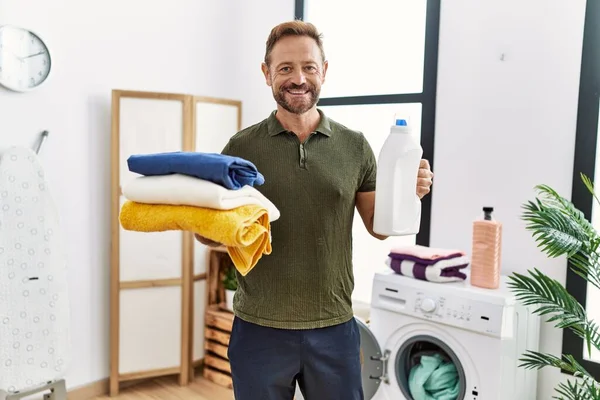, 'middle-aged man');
196,20,434,400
